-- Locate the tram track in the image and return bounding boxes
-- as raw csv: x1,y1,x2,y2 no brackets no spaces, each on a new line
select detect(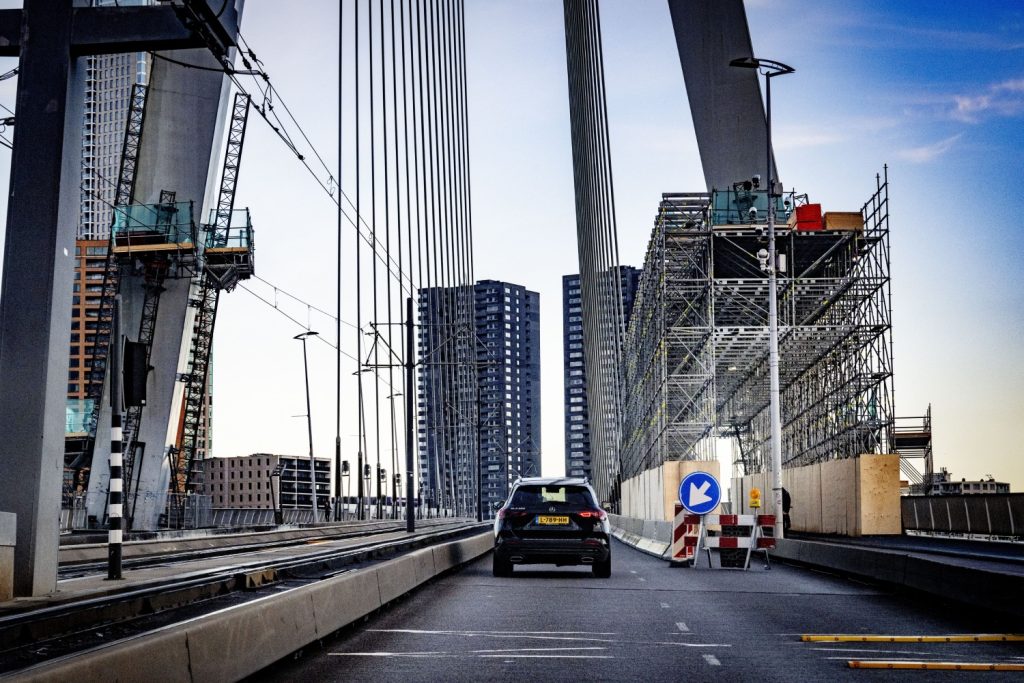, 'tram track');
0,521,489,675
